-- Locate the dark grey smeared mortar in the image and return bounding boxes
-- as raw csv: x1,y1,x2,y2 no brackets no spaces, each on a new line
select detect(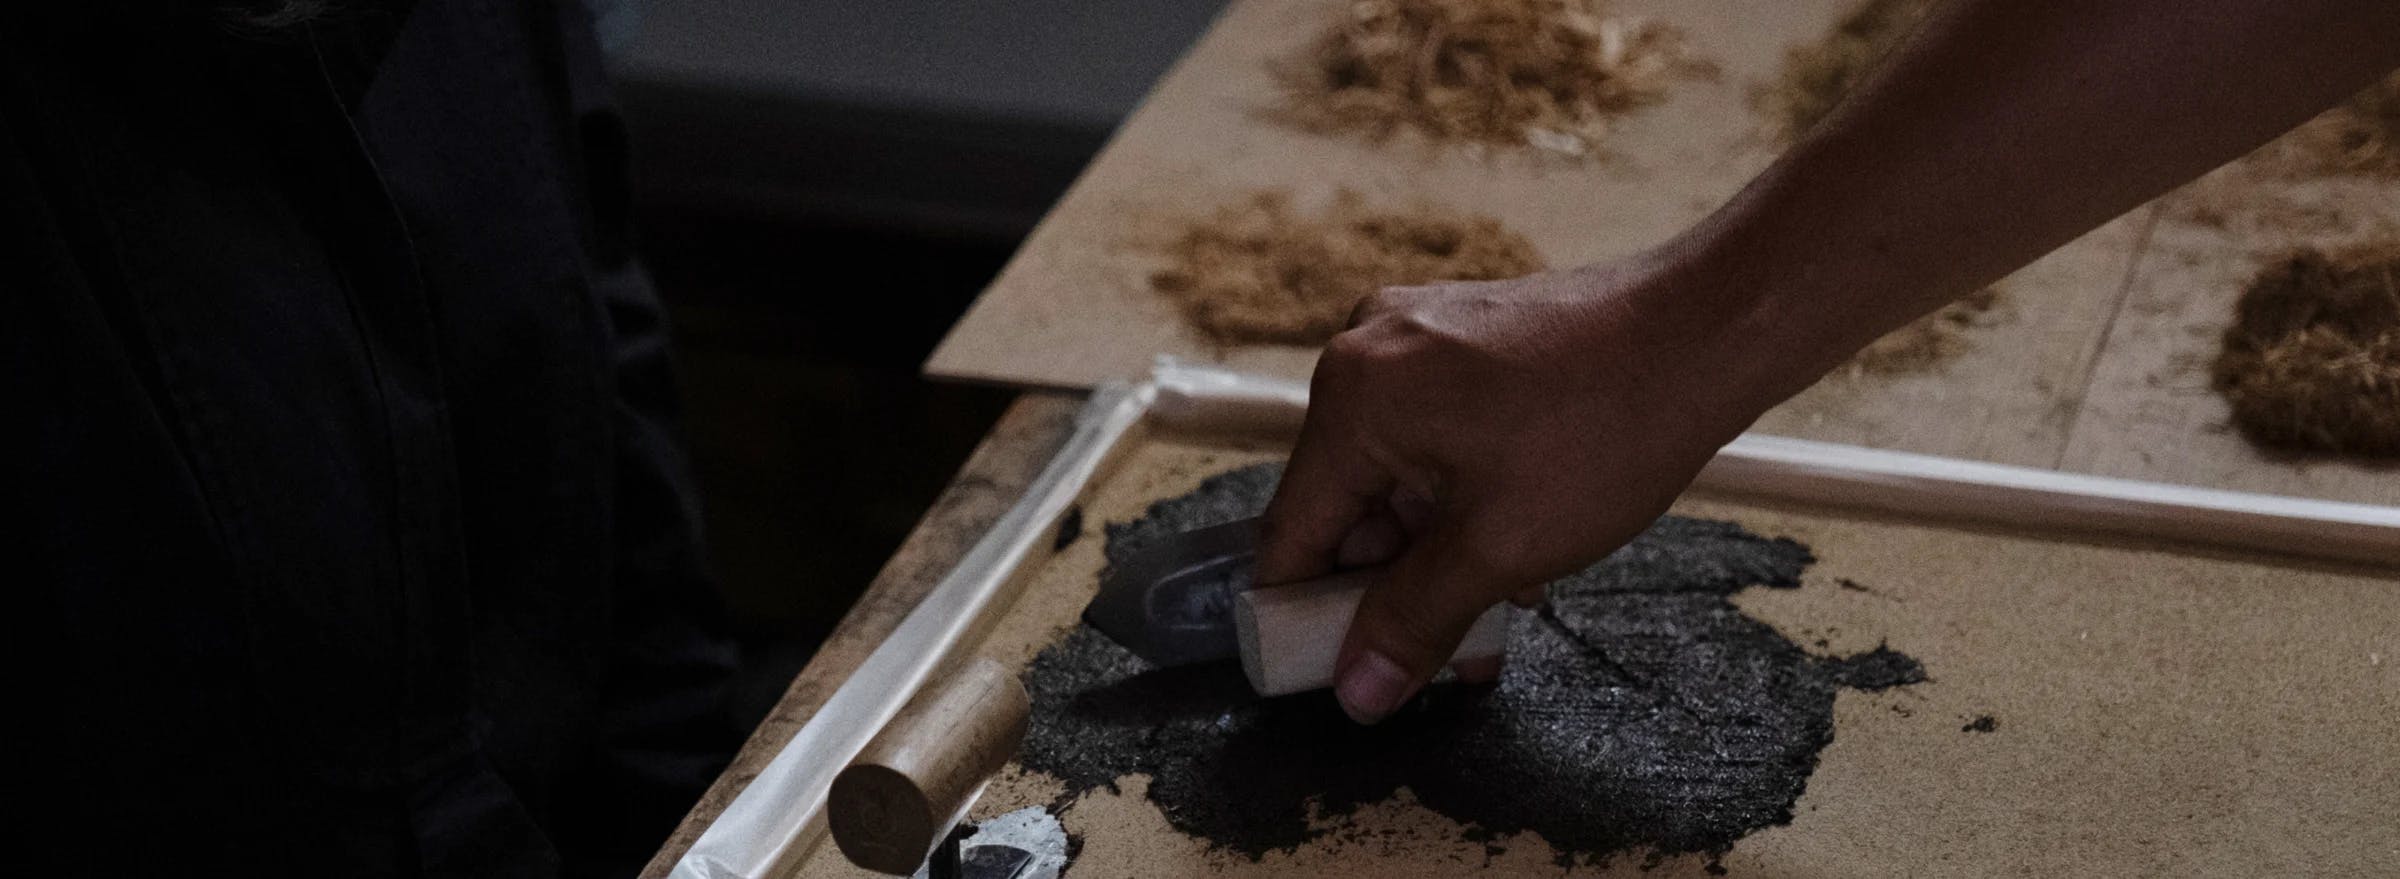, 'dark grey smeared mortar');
1020,463,1925,870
